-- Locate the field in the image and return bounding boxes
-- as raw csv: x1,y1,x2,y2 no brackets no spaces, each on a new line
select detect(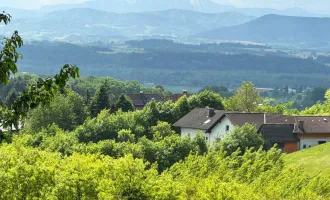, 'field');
284,143,330,175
